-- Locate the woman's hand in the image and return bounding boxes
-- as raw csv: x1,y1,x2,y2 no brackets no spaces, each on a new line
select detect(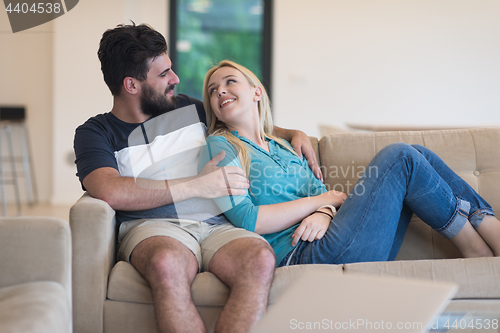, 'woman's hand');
318,190,347,208
292,211,332,246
